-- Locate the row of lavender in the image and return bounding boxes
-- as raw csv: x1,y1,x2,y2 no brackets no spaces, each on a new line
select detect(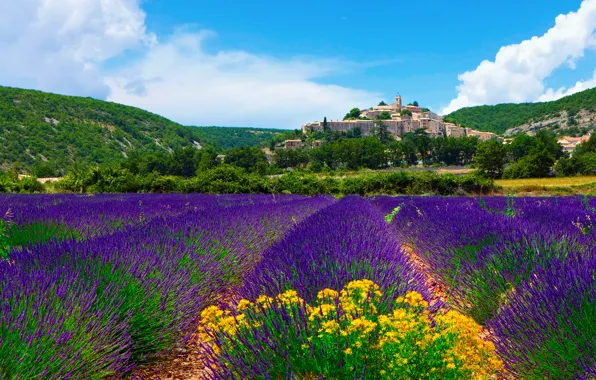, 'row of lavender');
201,197,428,378
372,196,596,378
0,194,334,379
